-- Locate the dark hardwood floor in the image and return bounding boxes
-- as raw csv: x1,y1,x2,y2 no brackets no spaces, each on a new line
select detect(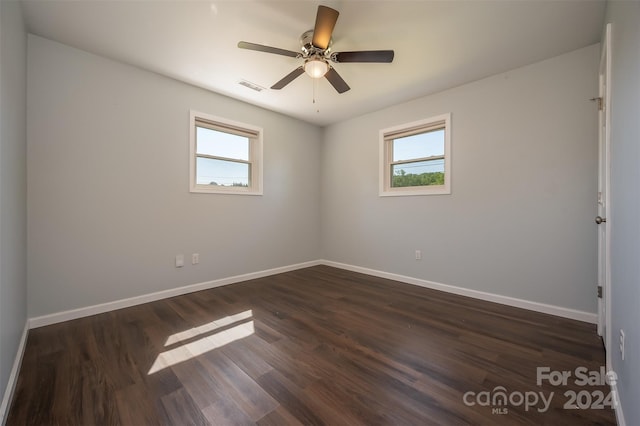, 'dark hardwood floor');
7,265,615,425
